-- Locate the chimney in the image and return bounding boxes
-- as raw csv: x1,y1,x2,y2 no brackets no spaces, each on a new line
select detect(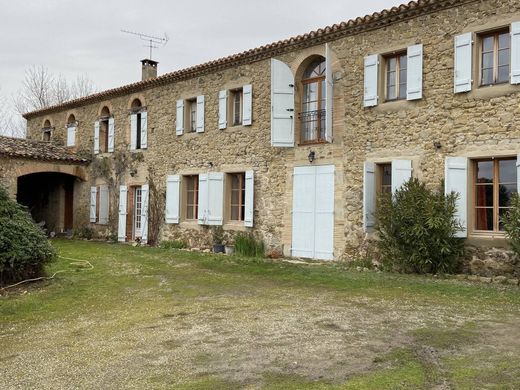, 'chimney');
141,59,158,81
